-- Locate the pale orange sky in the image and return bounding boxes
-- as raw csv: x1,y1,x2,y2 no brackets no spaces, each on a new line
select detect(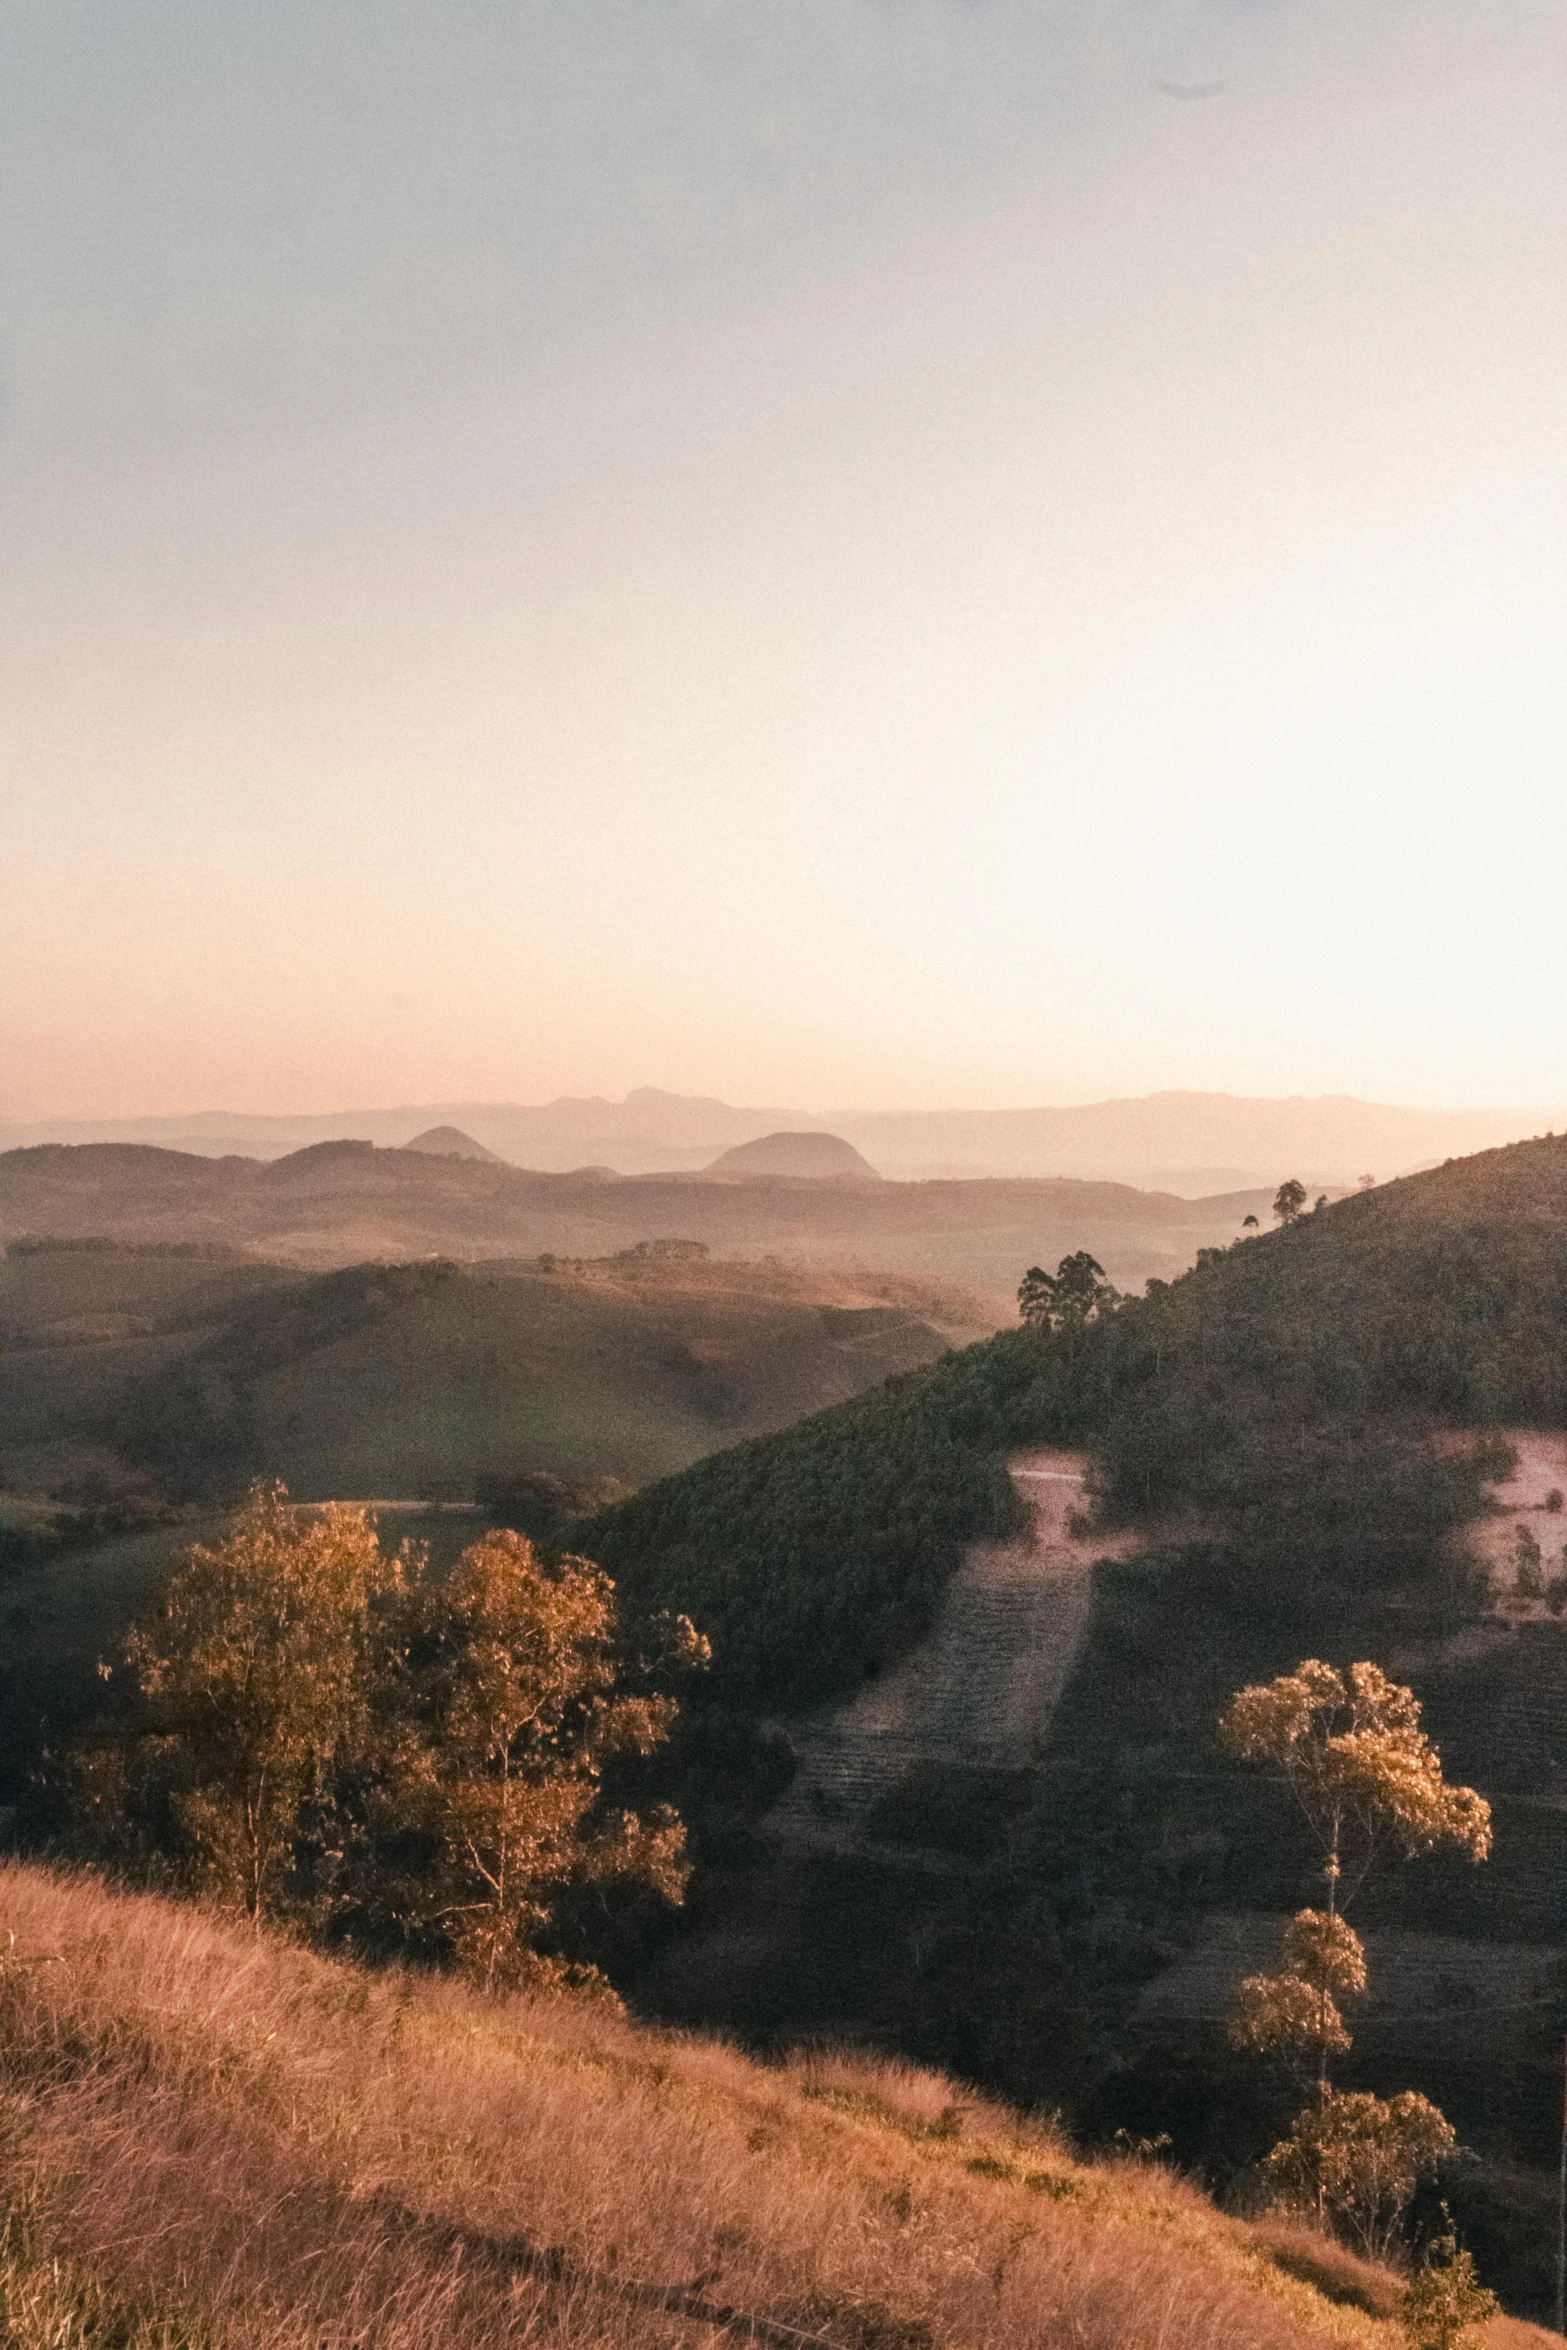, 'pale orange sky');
3,2,1565,1121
